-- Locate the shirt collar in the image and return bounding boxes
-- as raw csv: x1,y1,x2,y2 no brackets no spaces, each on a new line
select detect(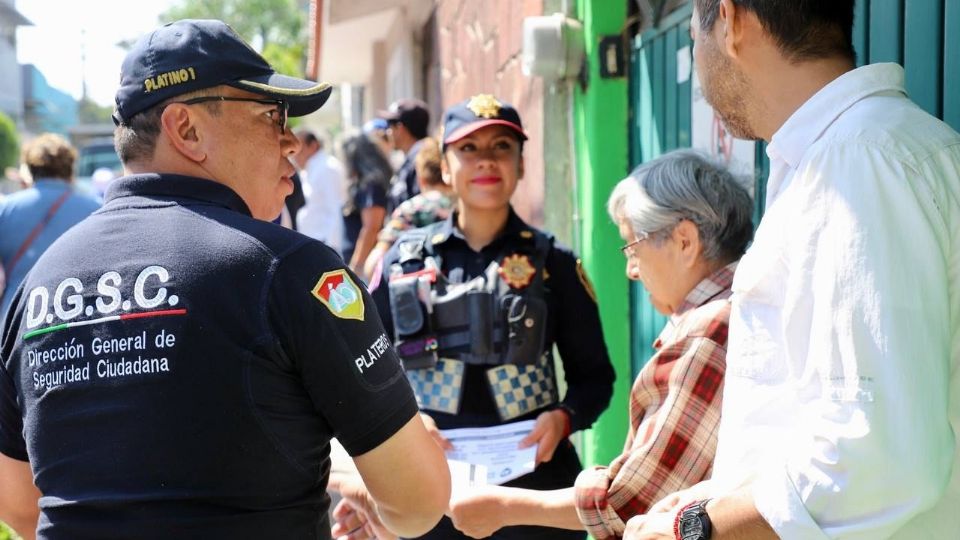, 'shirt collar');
407,138,425,158
431,207,532,248
31,178,71,190
104,173,252,216
672,261,738,320
767,63,906,170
